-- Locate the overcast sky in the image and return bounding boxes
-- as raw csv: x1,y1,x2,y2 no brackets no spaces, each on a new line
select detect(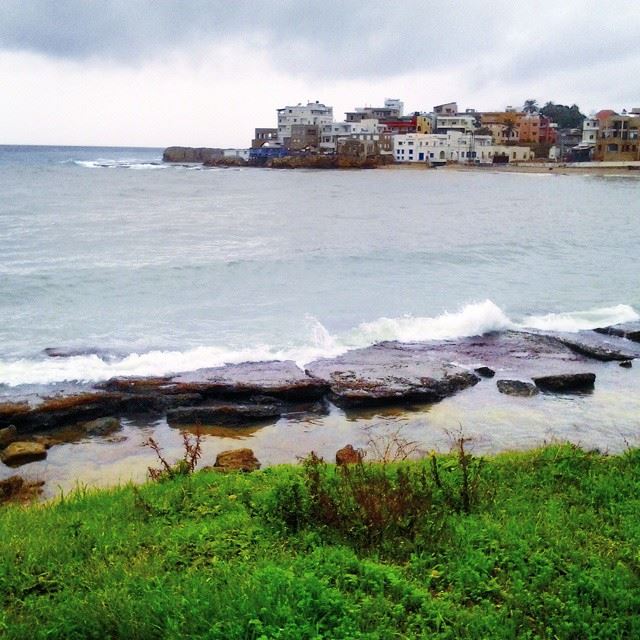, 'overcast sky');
1,0,639,147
